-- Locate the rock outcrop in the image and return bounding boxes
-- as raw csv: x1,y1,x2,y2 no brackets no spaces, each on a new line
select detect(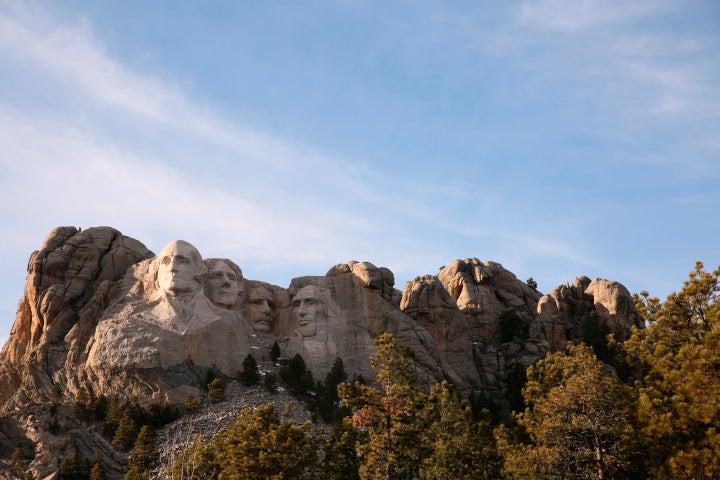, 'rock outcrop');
0,226,645,479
